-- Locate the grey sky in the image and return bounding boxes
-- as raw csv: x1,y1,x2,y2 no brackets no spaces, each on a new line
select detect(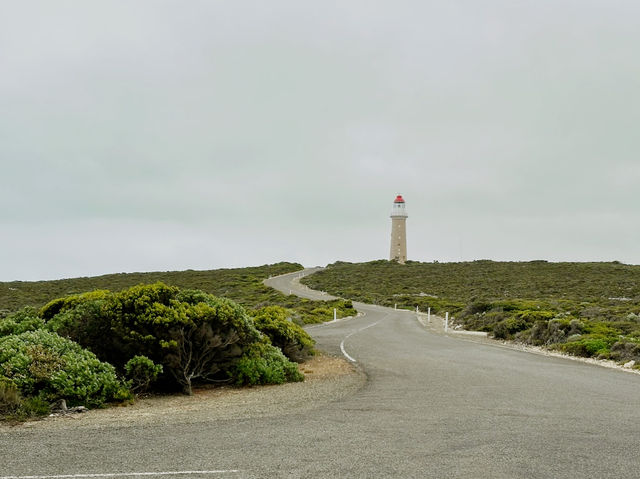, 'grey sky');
1,1,639,281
